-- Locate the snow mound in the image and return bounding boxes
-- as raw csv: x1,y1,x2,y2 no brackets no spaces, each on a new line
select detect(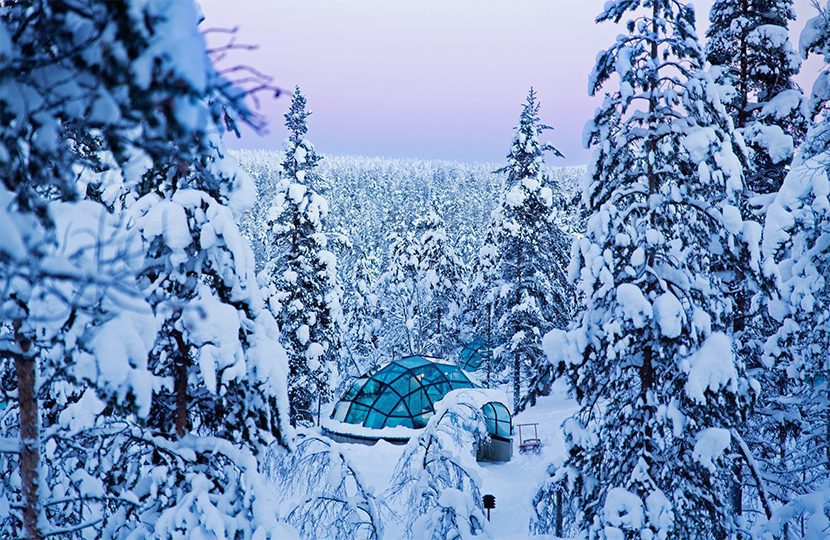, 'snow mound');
604,487,644,532
684,332,738,403
653,291,683,338
616,283,652,328
693,428,731,473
